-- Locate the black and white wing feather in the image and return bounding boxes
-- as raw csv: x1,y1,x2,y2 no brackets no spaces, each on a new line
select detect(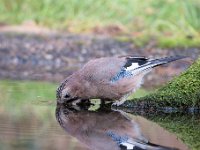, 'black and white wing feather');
111,56,186,82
